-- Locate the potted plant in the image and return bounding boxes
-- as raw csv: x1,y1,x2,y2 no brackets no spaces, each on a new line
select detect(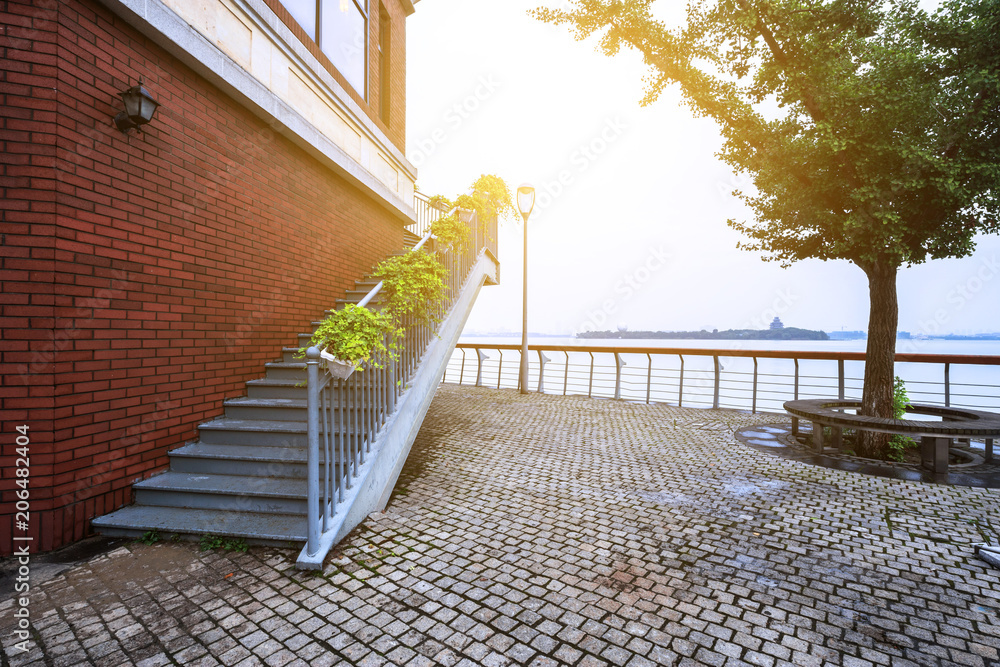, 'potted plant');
298,304,399,380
